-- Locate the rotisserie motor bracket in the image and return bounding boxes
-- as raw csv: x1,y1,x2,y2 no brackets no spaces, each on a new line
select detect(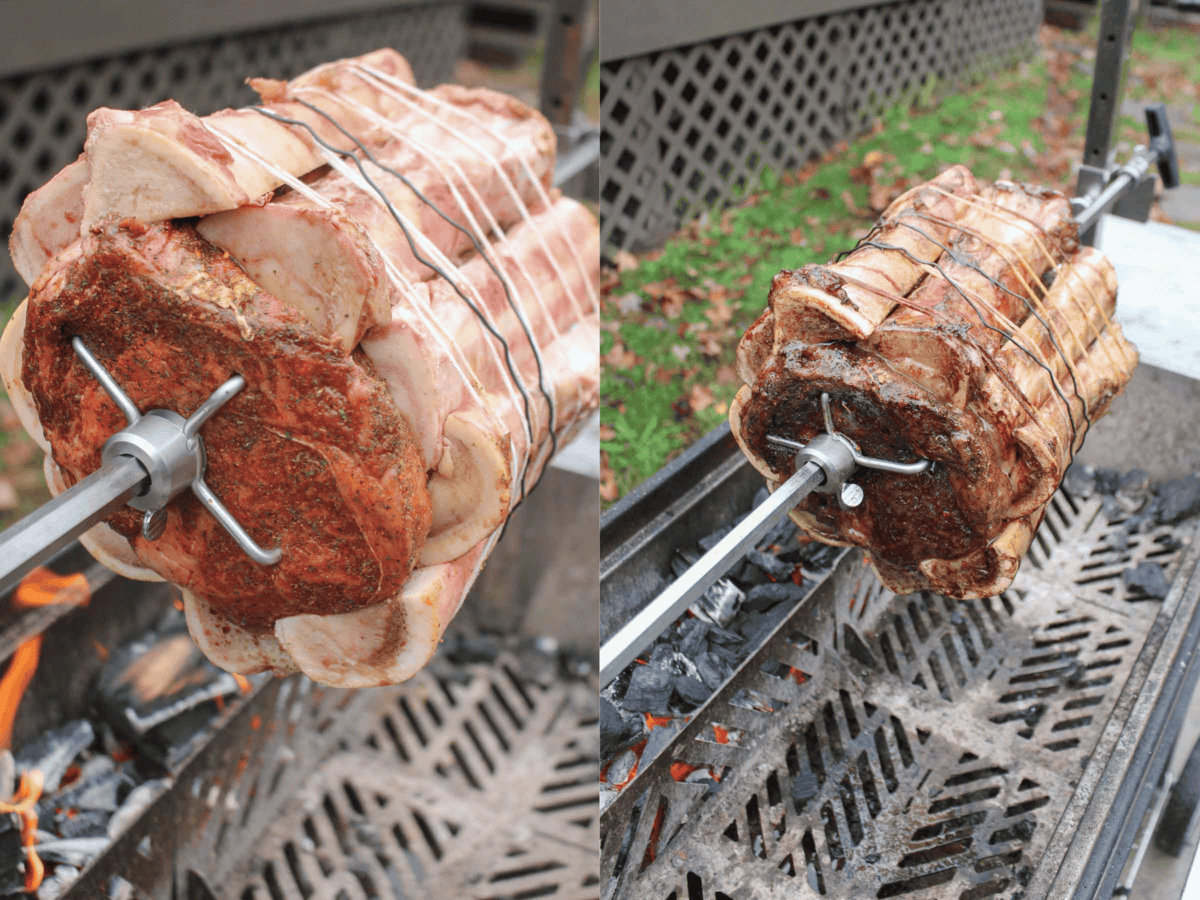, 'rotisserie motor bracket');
1,49,601,686
731,165,1137,600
